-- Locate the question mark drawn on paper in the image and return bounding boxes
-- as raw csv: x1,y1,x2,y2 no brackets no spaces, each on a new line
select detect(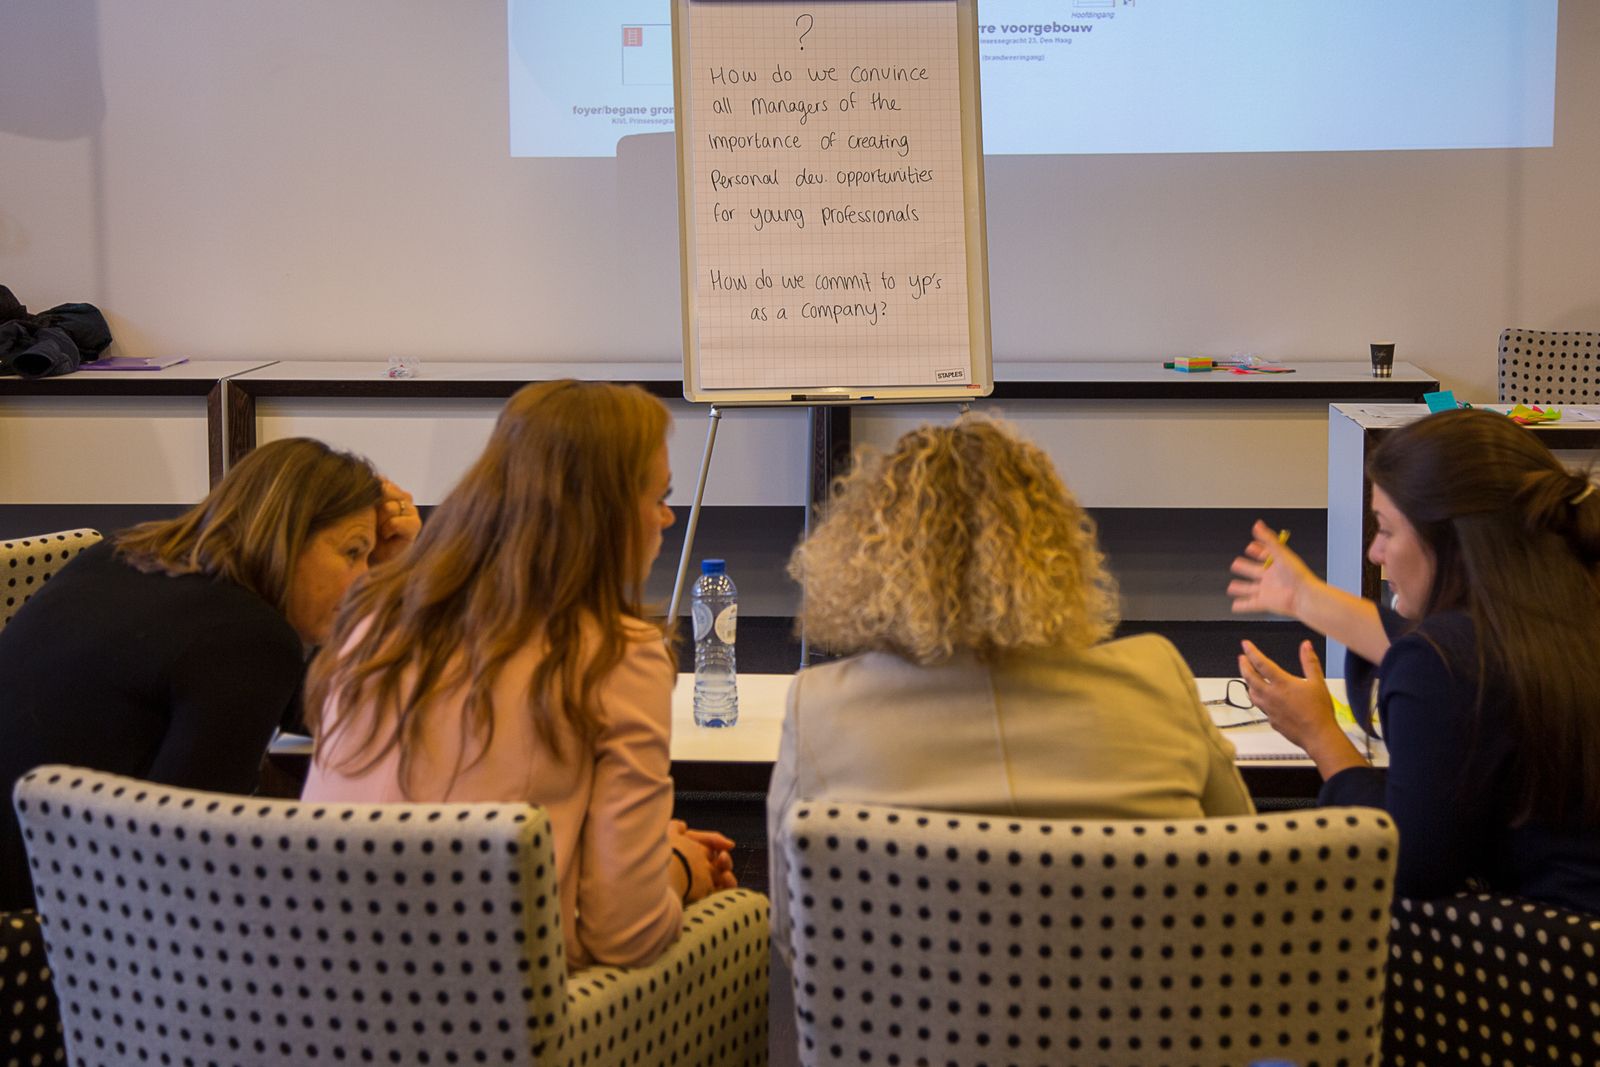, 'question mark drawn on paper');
795,13,813,49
